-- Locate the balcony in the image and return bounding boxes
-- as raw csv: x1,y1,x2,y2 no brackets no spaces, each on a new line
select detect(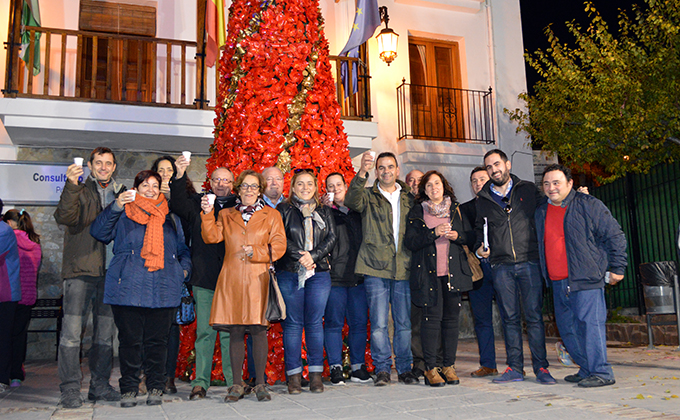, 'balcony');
397,80,495,144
